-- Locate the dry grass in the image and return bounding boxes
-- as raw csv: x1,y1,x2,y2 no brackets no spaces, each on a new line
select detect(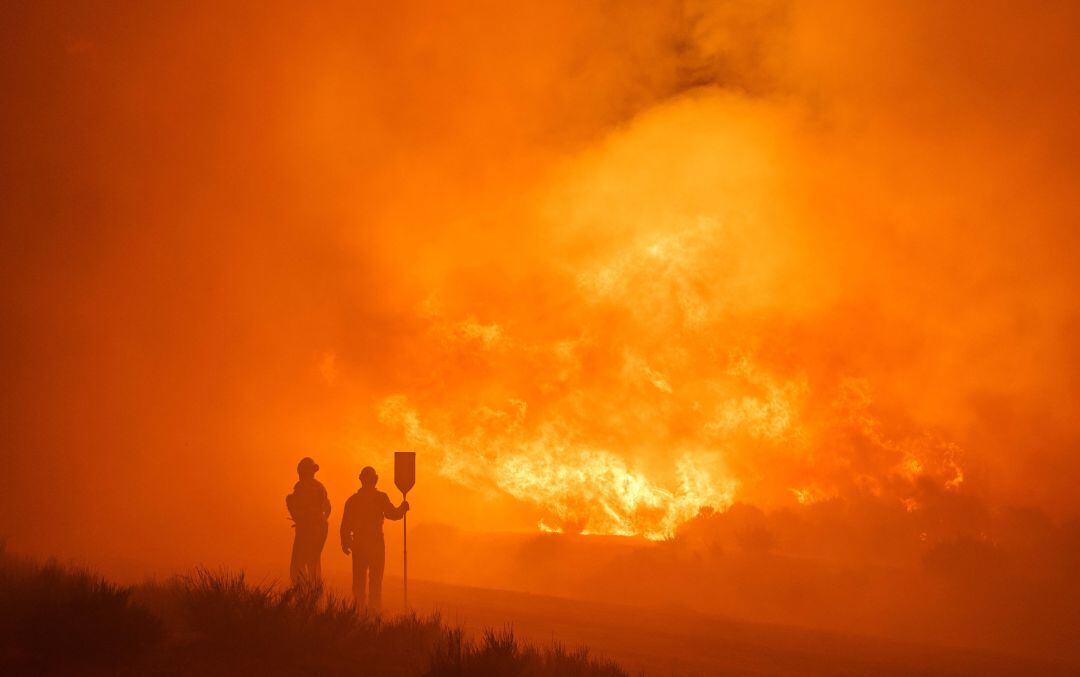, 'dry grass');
0,545,627,676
